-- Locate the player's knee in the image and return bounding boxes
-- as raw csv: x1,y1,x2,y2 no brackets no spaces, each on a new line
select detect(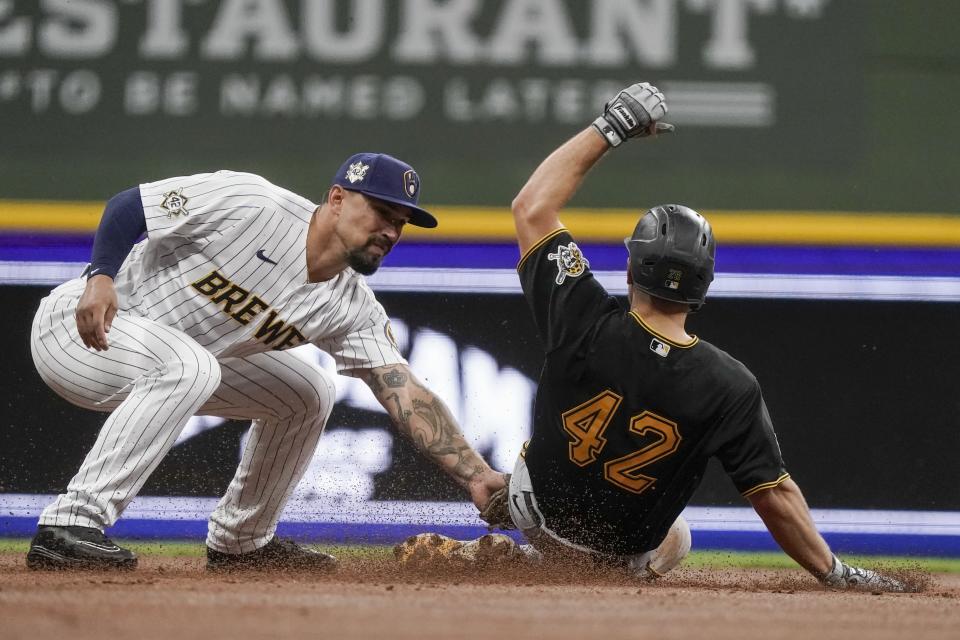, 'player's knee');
173,350,222,397
196,350,222,389
315,373,336,422
297,369,336,425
